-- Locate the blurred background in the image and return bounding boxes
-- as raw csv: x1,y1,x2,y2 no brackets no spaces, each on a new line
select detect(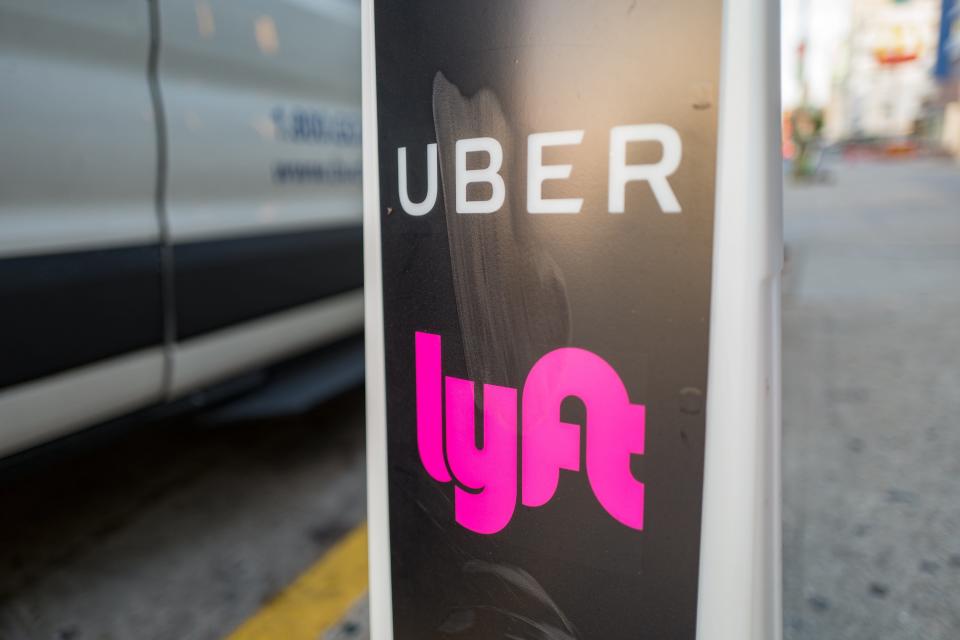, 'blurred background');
0,0,957,638
783,0,959,173
781,1,960,638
